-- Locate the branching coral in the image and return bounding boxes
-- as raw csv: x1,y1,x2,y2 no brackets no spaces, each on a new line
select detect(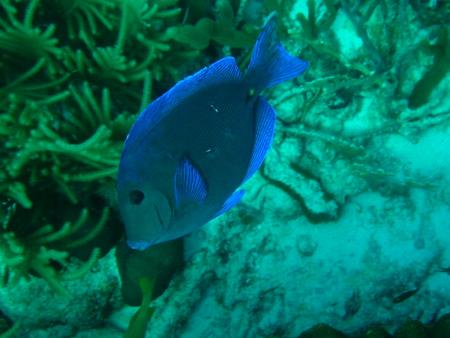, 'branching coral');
340,0,387,72
0,0,61,65
0,203,108,296
52,0,116,46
